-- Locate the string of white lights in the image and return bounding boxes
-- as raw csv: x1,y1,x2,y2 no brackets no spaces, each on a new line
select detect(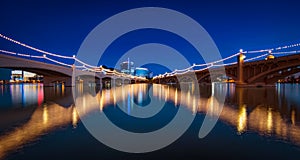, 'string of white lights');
244,50,299,62
0,33,74,59
209,52,241,65
44,56,74,67
30,55,44,59
169,52,241,75
272,50,300,55
73,57,98,69
193,63,211,67
0,48,134,77
244,53,269,62
246,49,272,54
0,49,17,55
164,65,209,77
2,33,299,77
275,43,300,50
174,66,212,76
245,42,300,54
0,49,87,68
82,65,97,72
172,66,194,73
160,49,300,77
17,53,31,57
212,62,237,67
0,33,101,69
